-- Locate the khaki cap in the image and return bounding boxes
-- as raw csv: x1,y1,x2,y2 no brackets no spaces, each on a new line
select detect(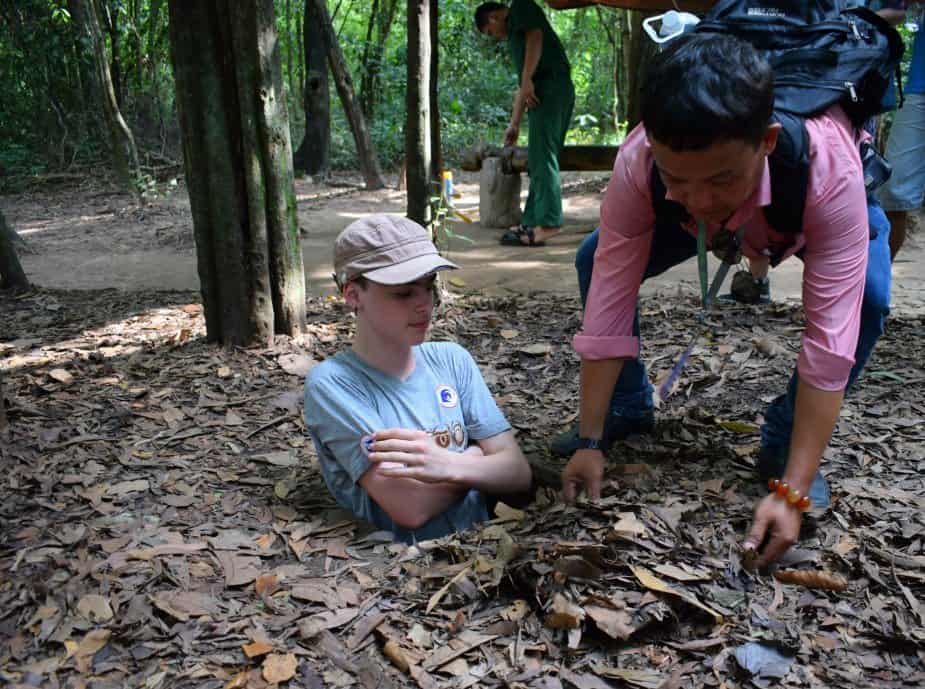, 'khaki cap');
333,214,457,287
